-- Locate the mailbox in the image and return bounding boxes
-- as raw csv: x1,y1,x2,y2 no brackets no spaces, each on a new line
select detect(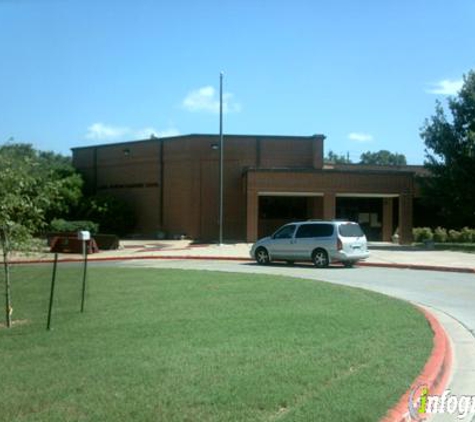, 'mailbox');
77,231,91,241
